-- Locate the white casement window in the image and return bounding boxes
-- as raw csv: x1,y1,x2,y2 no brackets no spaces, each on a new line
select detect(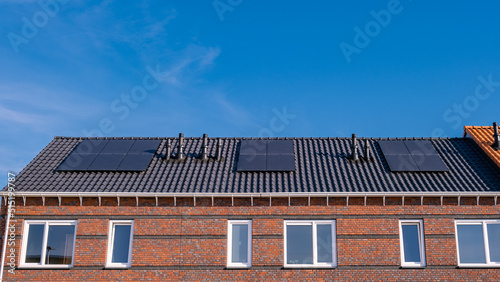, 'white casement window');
227,220,252,268
20,220,77,268
106,220,134,268
455,220,500,267
399,220,426,267
284,220,336,268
